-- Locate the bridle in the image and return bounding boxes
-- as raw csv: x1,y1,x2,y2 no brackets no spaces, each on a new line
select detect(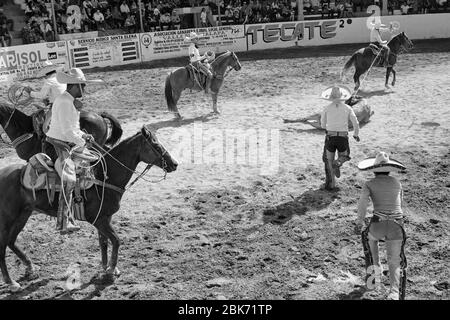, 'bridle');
213,52,241,80
92,127,169,191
